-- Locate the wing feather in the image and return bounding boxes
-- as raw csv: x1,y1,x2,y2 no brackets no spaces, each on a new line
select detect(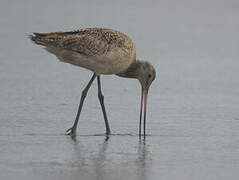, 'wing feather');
29,28,136,74
29,28,128,57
